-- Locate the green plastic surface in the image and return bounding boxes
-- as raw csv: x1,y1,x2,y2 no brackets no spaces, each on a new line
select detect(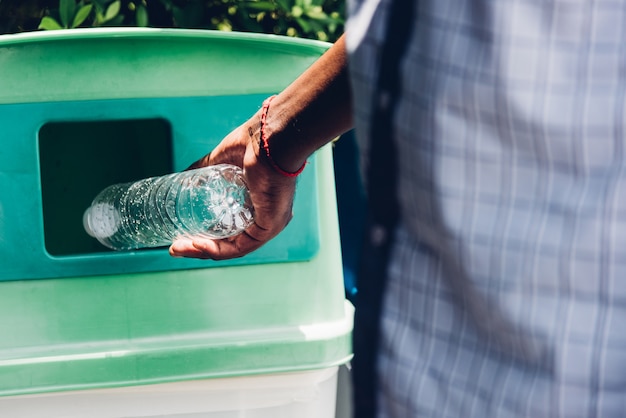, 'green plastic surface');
0,28,330,281
1,95,320,280
0,28,330,105
0,28,352,397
